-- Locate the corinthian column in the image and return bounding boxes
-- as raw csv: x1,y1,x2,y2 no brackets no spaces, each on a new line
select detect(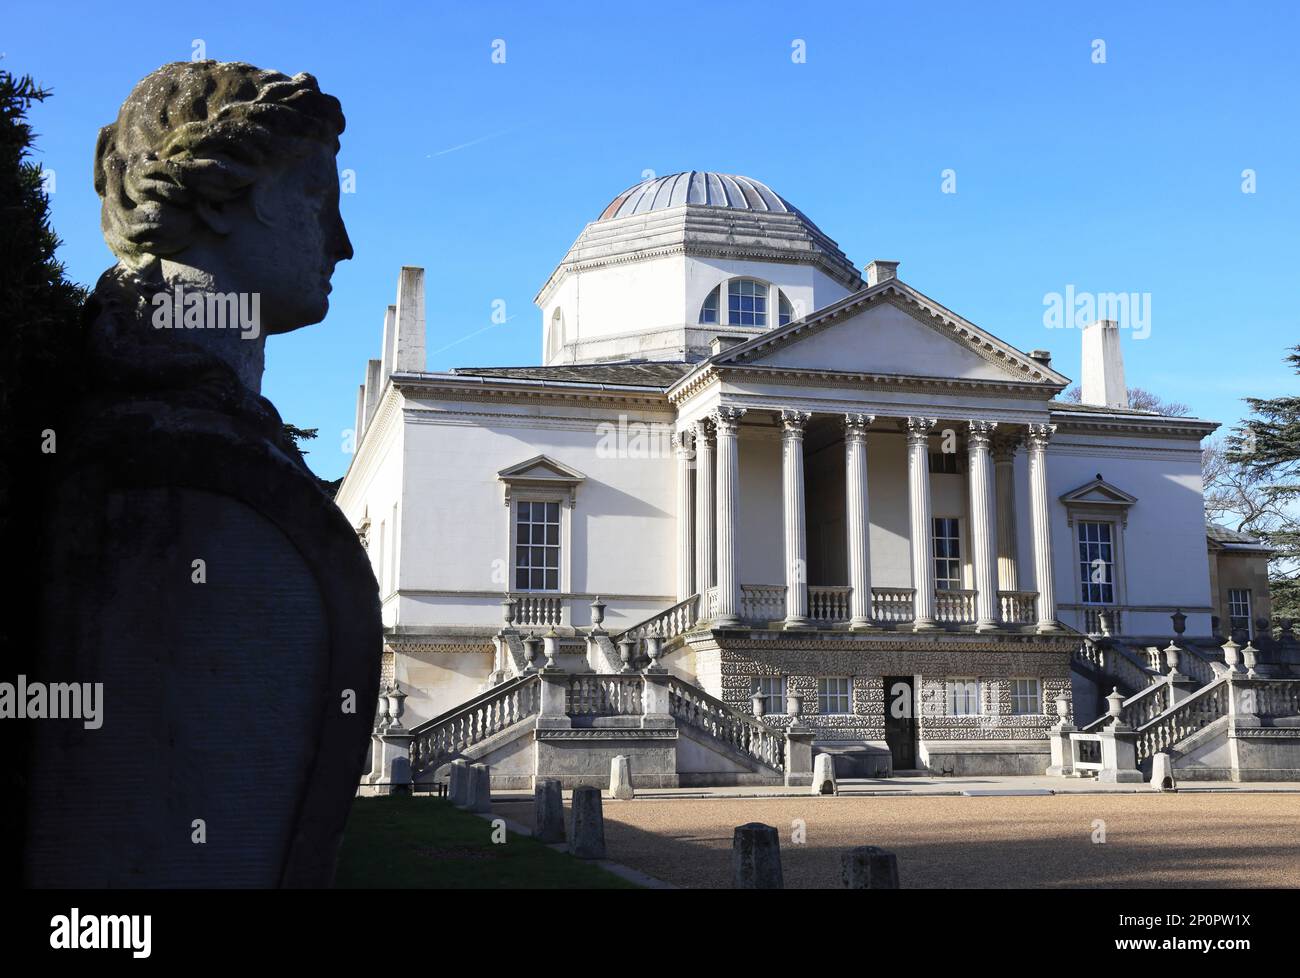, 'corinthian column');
675,429,695,602
713,407,746,626
993,435,1020,592
845,414,875,628
1026,422,1059,632
905,417,938,631
693,418,714,609
781,410,812,628
967,421,999,632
